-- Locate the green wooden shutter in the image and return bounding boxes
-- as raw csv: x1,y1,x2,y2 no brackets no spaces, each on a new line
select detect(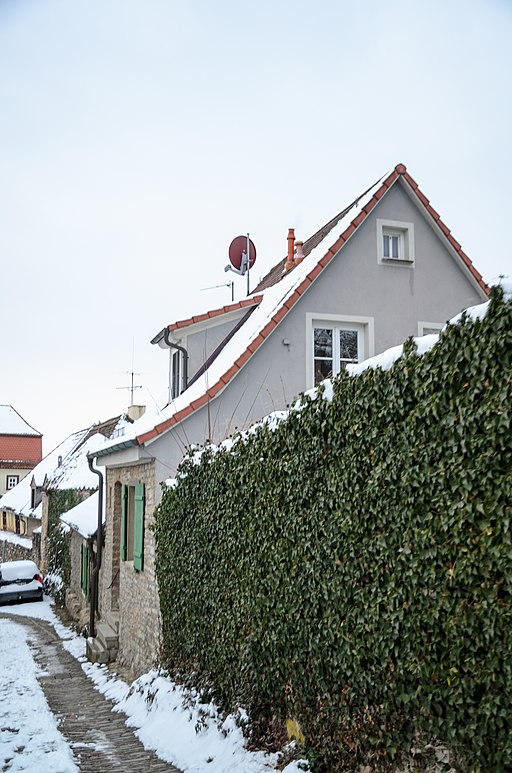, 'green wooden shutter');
121,484,128,561
133,483,145,572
